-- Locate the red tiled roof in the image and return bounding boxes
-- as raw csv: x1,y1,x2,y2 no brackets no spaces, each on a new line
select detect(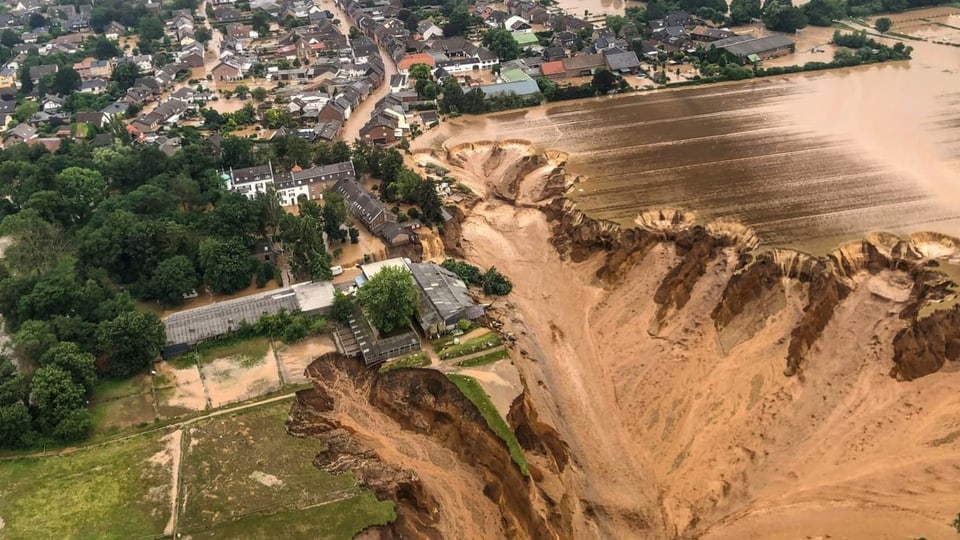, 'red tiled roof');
398,53,436,70
540,60,564,75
